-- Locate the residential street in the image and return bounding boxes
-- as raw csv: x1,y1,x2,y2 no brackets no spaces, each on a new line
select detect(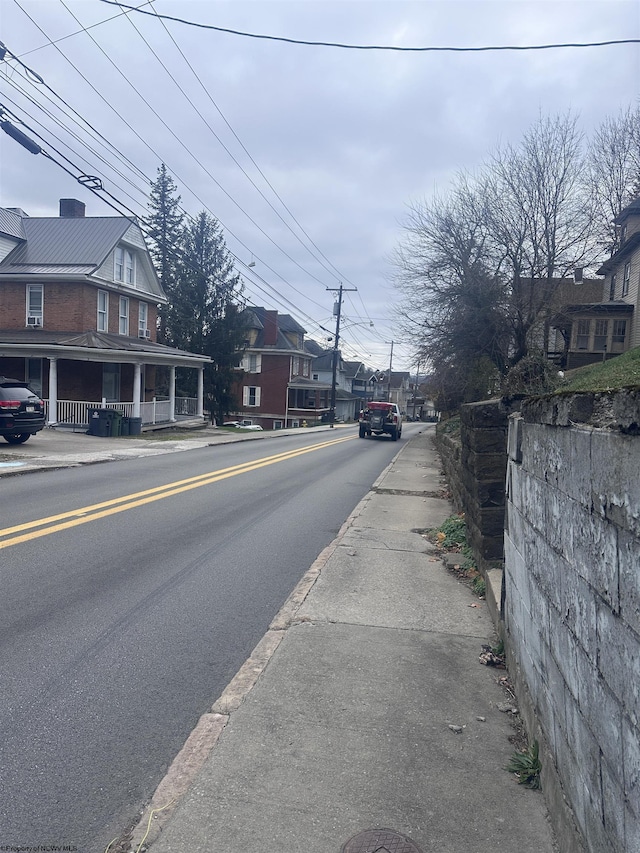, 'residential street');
0,424,408,851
